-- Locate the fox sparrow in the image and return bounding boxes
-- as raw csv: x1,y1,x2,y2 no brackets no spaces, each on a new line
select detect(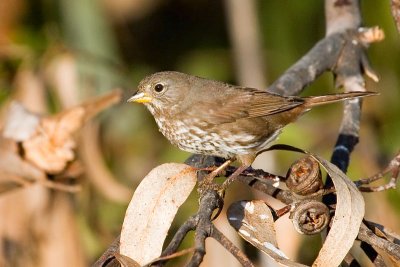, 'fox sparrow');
128,71,375,185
